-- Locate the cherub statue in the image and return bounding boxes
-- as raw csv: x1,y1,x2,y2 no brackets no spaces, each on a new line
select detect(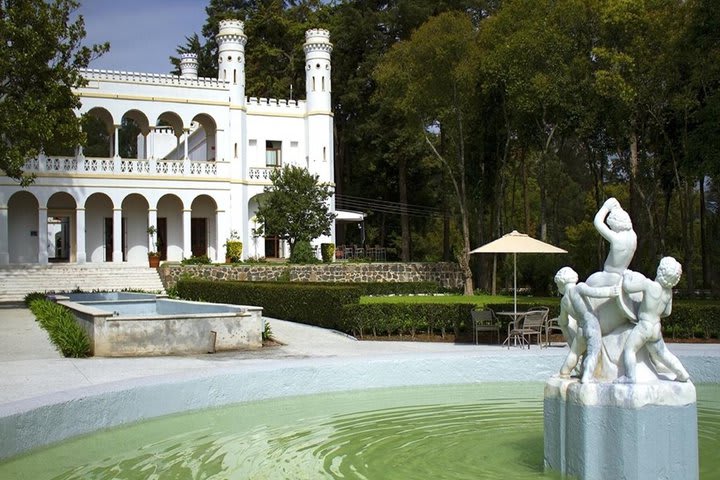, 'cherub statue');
585,197,637,289
616,257,690,384
555,267,620,383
